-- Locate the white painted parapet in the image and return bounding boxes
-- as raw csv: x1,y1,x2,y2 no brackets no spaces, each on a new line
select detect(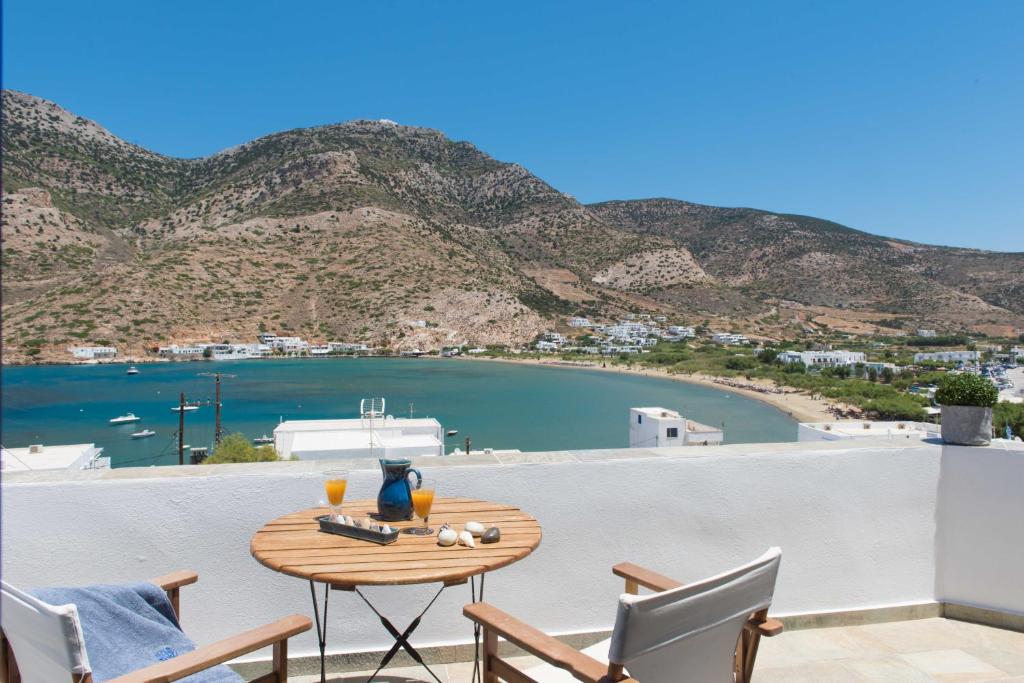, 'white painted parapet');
2,439,1021,662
